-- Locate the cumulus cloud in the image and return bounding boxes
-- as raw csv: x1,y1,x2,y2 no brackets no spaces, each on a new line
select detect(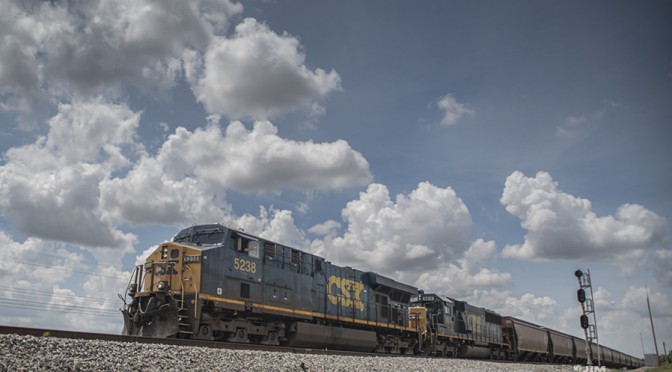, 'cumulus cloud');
226,207,308,249
308,220,341,237
0,231,83,287
650,248,672,287
472,290,558,324
436,94,474,126
0,0,243,124
100,120,371,225
1,96,369,249
500,171,669,261
578,286,671,355
191,18,342,119
1,2,339,127
415,239,513,298
99,154,230,226
621,286,672,318
0,100,138,250
310,182,472,274
0,230,132,334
